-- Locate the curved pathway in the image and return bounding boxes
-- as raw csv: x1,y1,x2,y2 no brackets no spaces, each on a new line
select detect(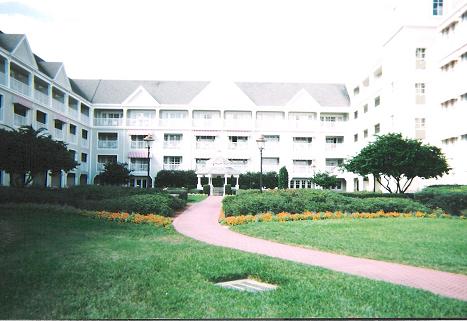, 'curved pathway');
174,196,467,301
